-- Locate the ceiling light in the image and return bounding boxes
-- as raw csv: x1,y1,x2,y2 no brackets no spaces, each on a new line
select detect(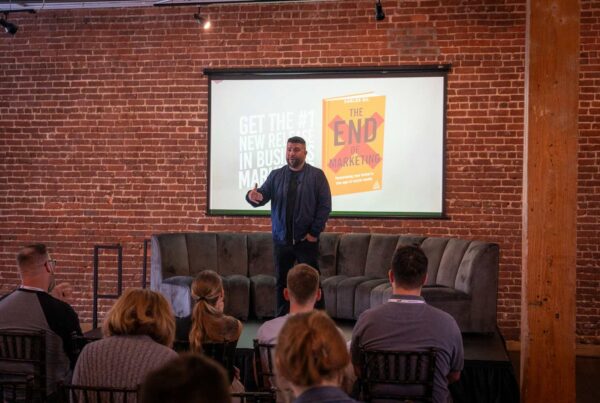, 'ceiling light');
375,0,385,22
